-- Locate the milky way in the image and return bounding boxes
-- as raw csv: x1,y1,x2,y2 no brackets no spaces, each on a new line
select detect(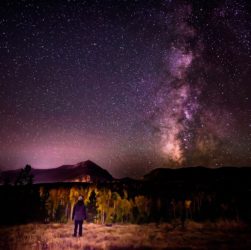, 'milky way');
0,0,250,177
